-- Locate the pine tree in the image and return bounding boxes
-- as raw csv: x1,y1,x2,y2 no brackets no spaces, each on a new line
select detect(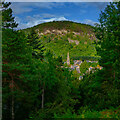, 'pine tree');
95,2,120,81
27,28,45,60
2,2,19,120
2,2,18,28
2,29,33,120
93,2,120,109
